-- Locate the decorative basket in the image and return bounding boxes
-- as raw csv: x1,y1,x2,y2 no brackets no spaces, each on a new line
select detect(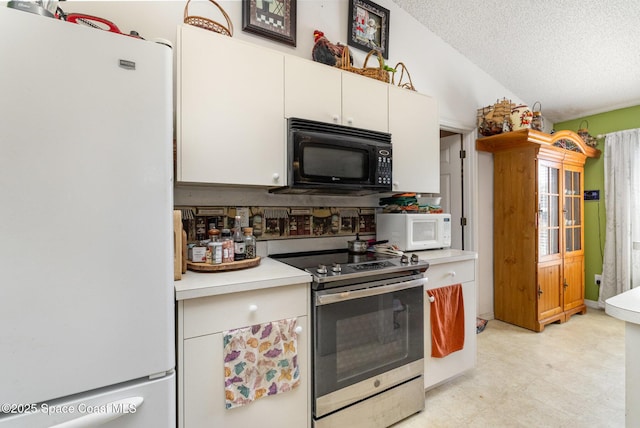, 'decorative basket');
340,48,390,83
577,120,598,148
531,101,544,131
391,62,416,91
184,0,233,37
